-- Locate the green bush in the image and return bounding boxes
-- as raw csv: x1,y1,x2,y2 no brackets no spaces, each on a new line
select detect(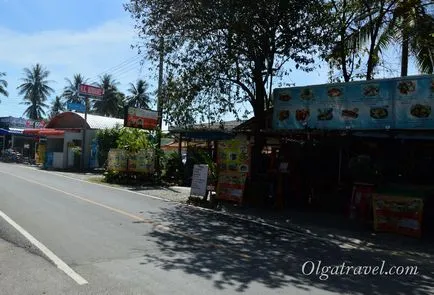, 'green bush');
97,126,122,168
163,152,185,184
